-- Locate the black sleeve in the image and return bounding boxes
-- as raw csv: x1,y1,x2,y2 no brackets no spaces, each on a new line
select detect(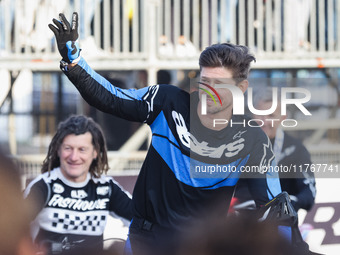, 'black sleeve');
63,57,162,124
281,143,316,211
24,179,49,220
244,132,282,207
108,179,133,220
